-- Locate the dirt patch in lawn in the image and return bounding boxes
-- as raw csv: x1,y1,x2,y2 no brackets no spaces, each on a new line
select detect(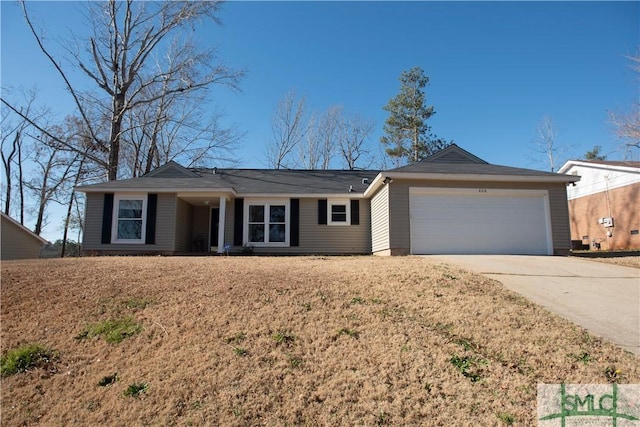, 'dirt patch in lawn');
1,256,638,426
